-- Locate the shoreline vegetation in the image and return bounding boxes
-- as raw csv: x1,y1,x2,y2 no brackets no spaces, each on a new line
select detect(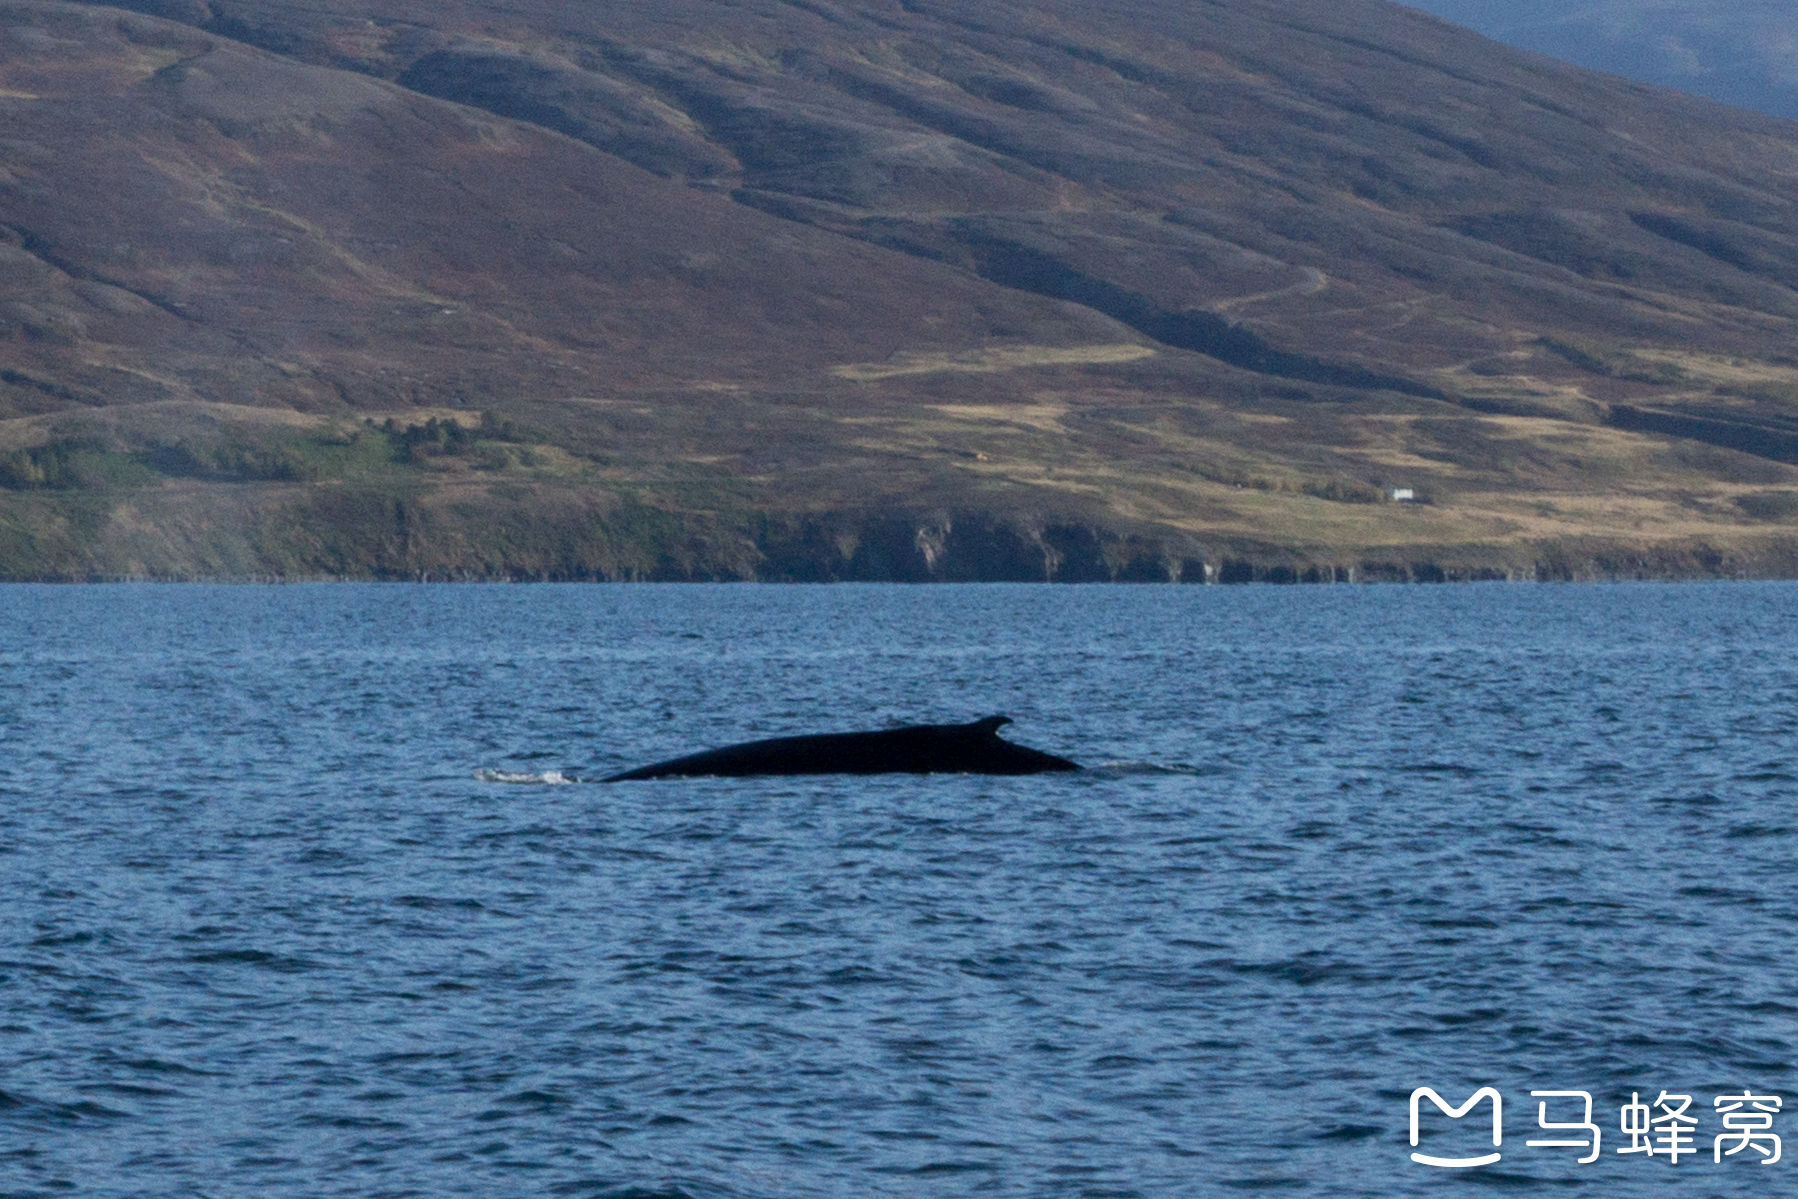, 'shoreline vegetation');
9,571,1795,584
3,405,1797,584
